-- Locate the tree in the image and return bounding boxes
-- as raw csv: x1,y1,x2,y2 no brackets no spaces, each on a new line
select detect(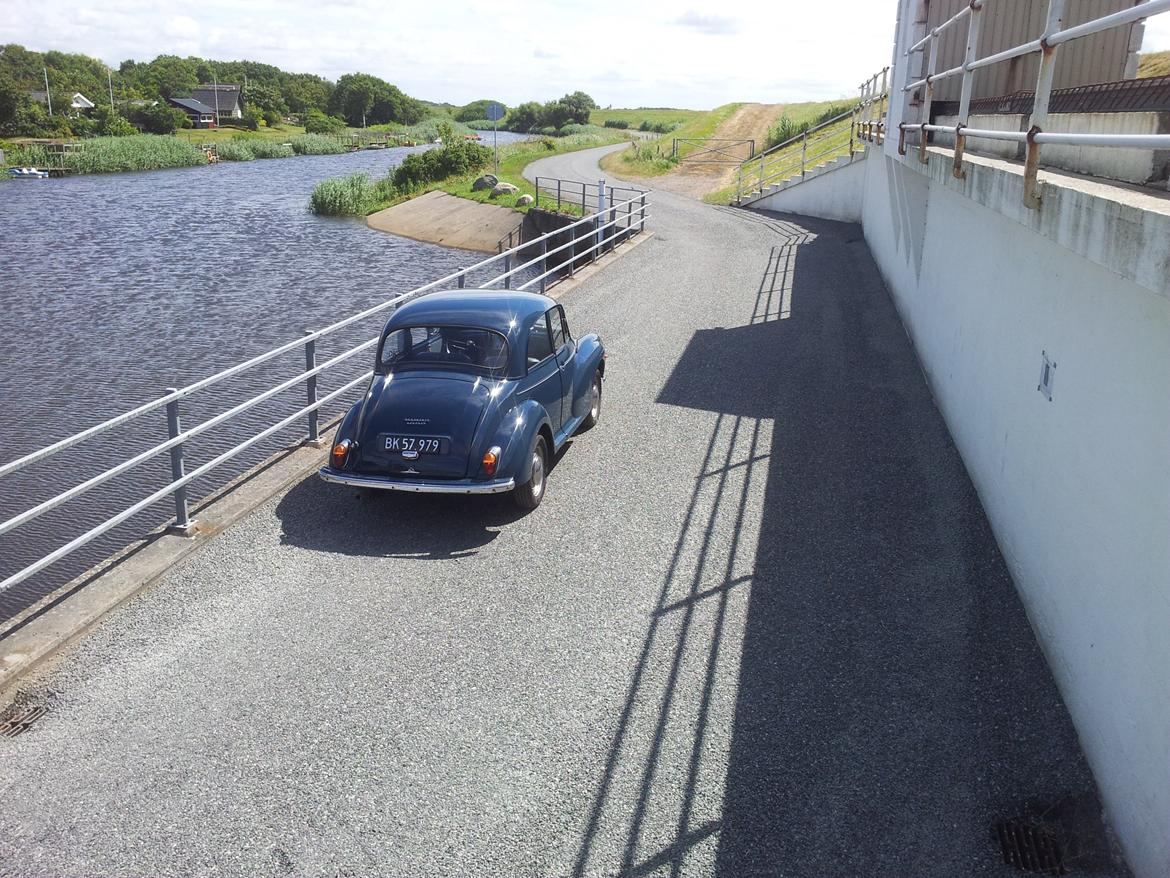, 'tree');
562,91,597,120
303,108,345,134
93,105,135,136
456,99,505,123
328,73,426,127
0,69,21,131
506,101,542,133
245,81,287,116
284,73,332,114
131,101,187,134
